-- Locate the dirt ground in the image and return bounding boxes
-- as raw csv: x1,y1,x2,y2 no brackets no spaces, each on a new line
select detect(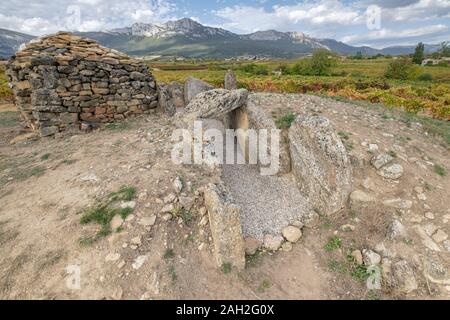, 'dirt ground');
0,94,448,300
